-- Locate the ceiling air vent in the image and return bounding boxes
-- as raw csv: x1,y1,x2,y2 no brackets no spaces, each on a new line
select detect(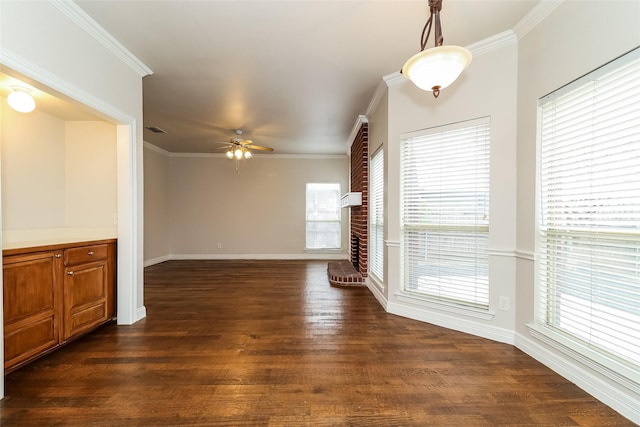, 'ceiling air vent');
145,126,167,134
